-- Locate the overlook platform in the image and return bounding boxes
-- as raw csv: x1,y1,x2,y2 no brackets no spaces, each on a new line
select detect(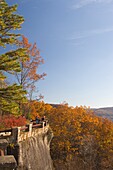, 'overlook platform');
0,121,49,170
